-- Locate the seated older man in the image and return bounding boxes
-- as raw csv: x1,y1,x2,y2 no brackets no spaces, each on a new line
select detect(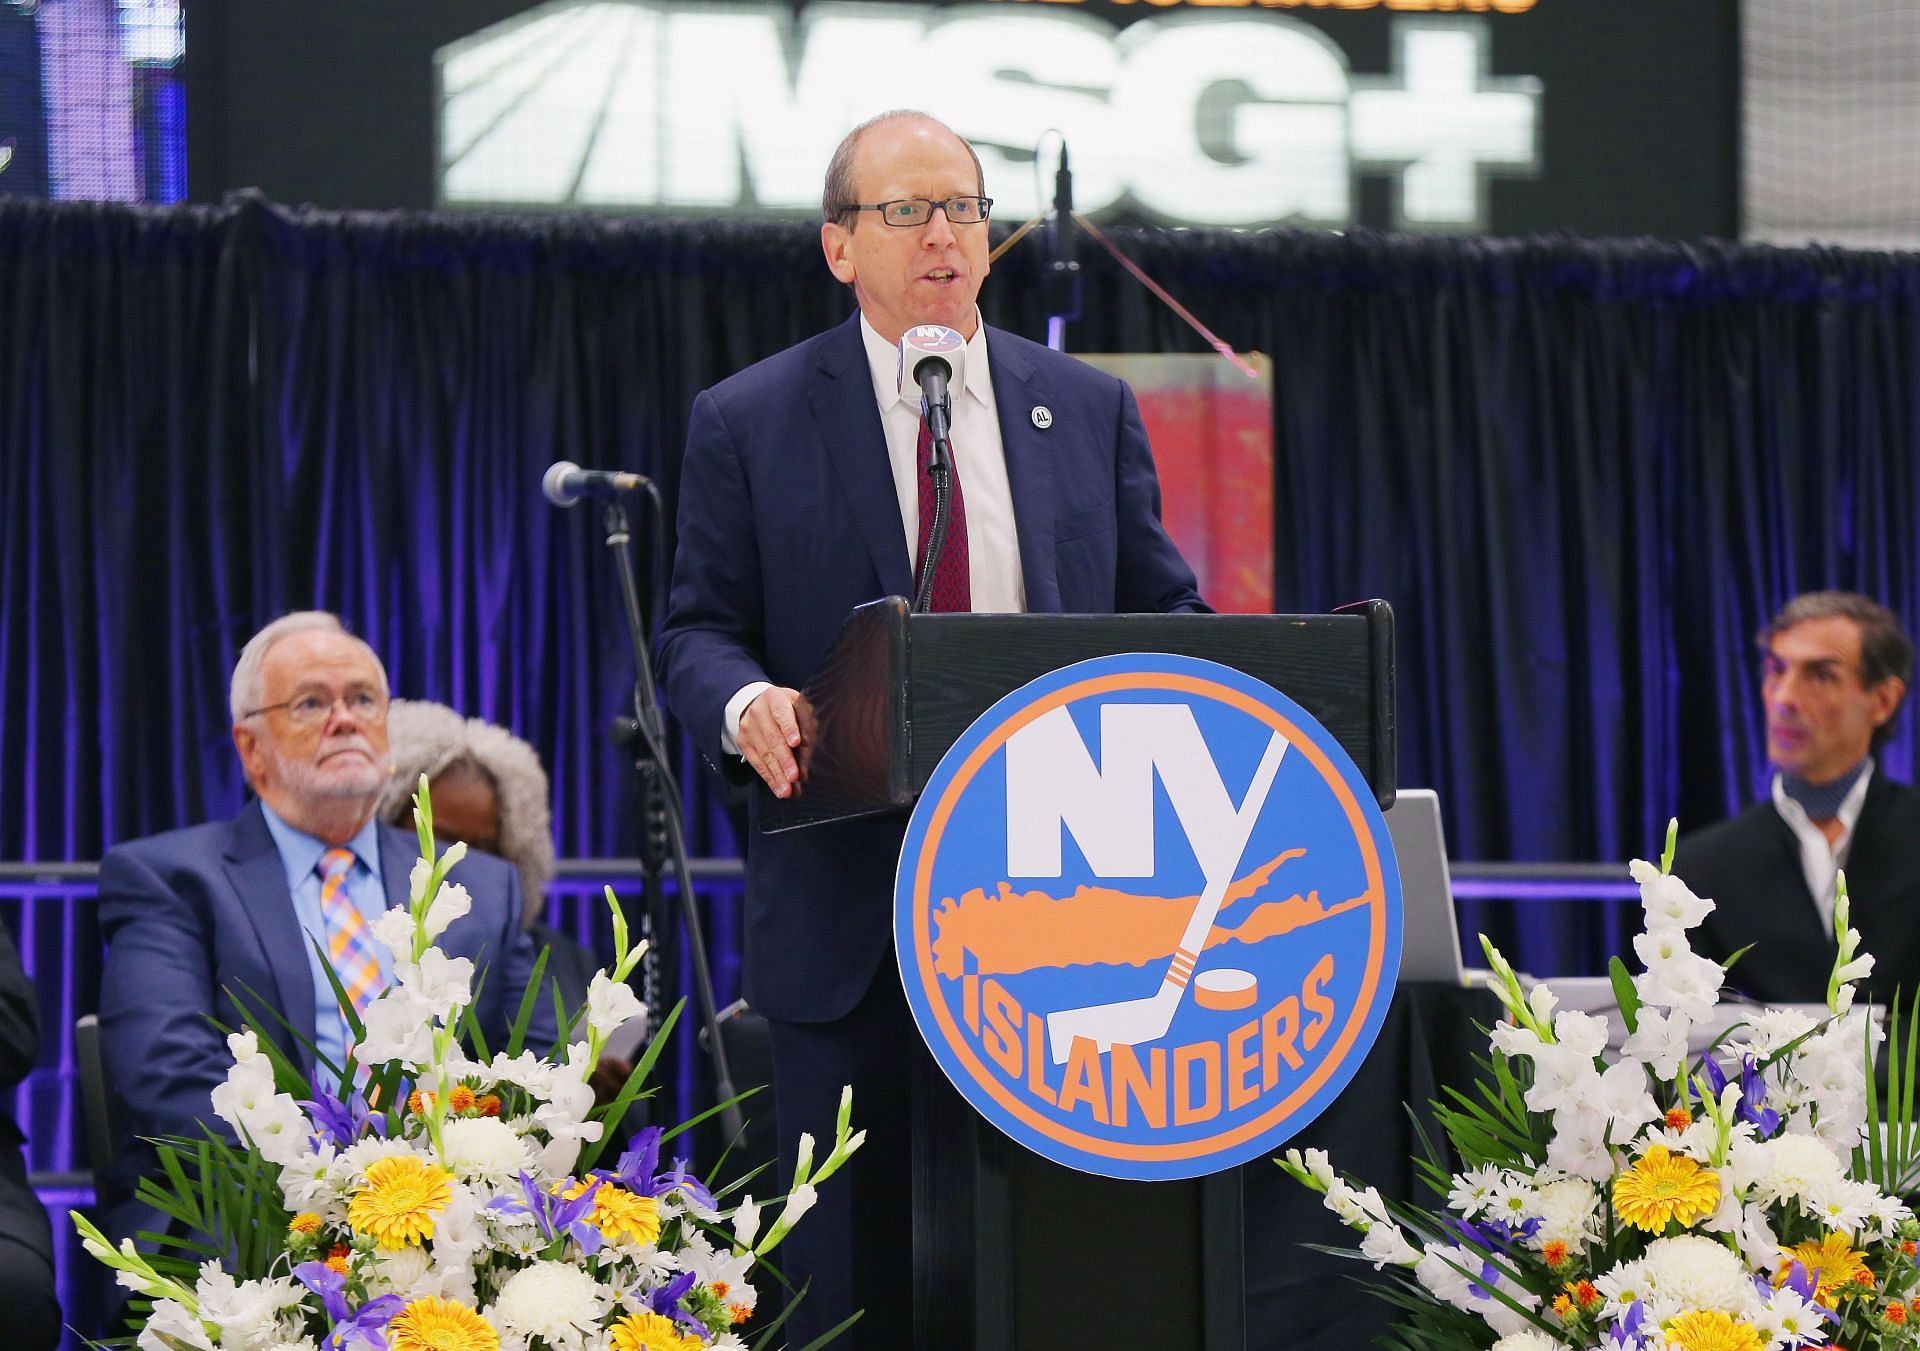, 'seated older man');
96,611,556,1256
